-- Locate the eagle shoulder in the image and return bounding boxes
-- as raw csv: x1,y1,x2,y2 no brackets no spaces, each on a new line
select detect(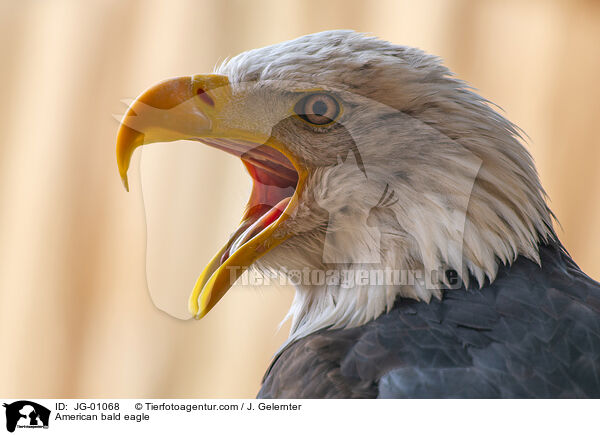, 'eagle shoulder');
259,243,600,398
